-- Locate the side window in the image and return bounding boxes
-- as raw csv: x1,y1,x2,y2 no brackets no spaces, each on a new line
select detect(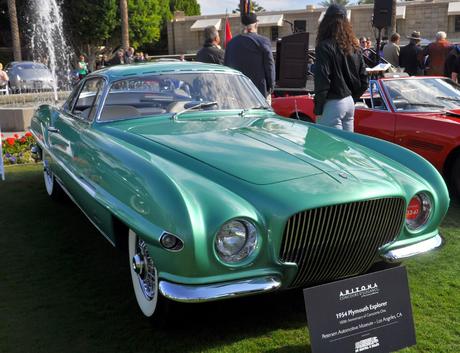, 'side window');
62,82,82,112
72,78,105,122
365,81,387,111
